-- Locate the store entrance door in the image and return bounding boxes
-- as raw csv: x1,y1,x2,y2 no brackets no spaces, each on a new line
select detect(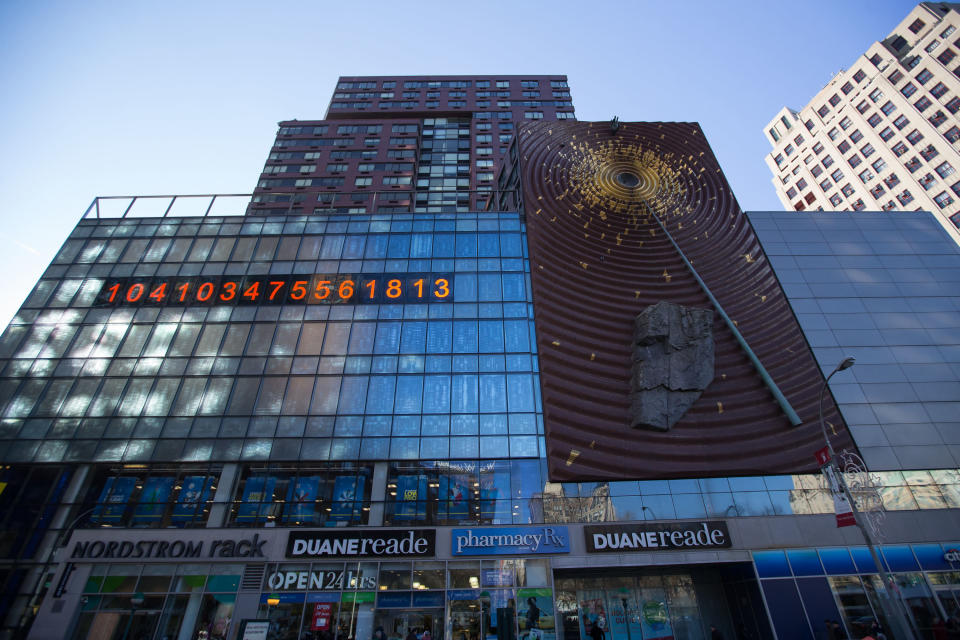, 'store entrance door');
376,609,444,640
